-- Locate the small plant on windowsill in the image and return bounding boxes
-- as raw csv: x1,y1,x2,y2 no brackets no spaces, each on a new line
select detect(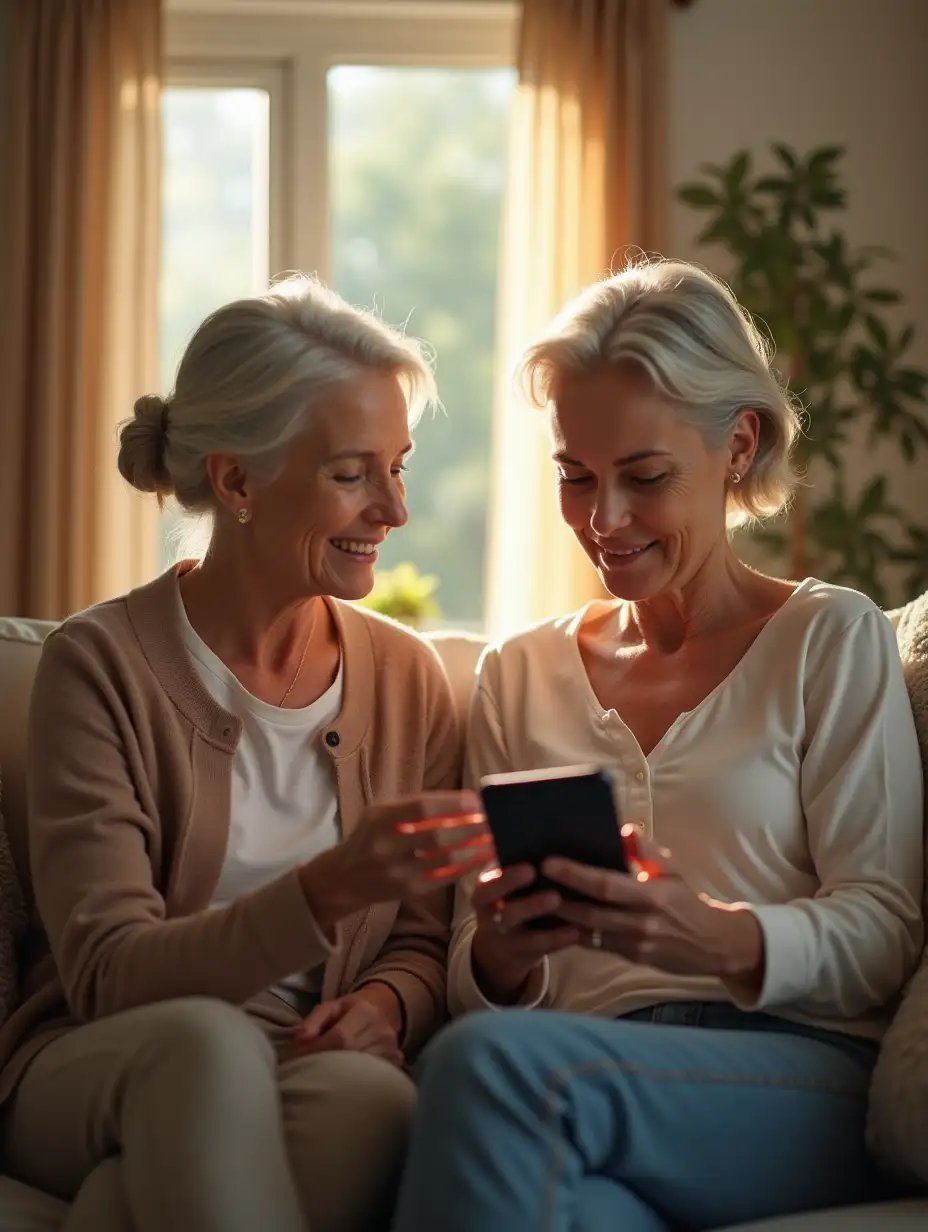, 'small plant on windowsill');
677,142,928,605
357,562,442,630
